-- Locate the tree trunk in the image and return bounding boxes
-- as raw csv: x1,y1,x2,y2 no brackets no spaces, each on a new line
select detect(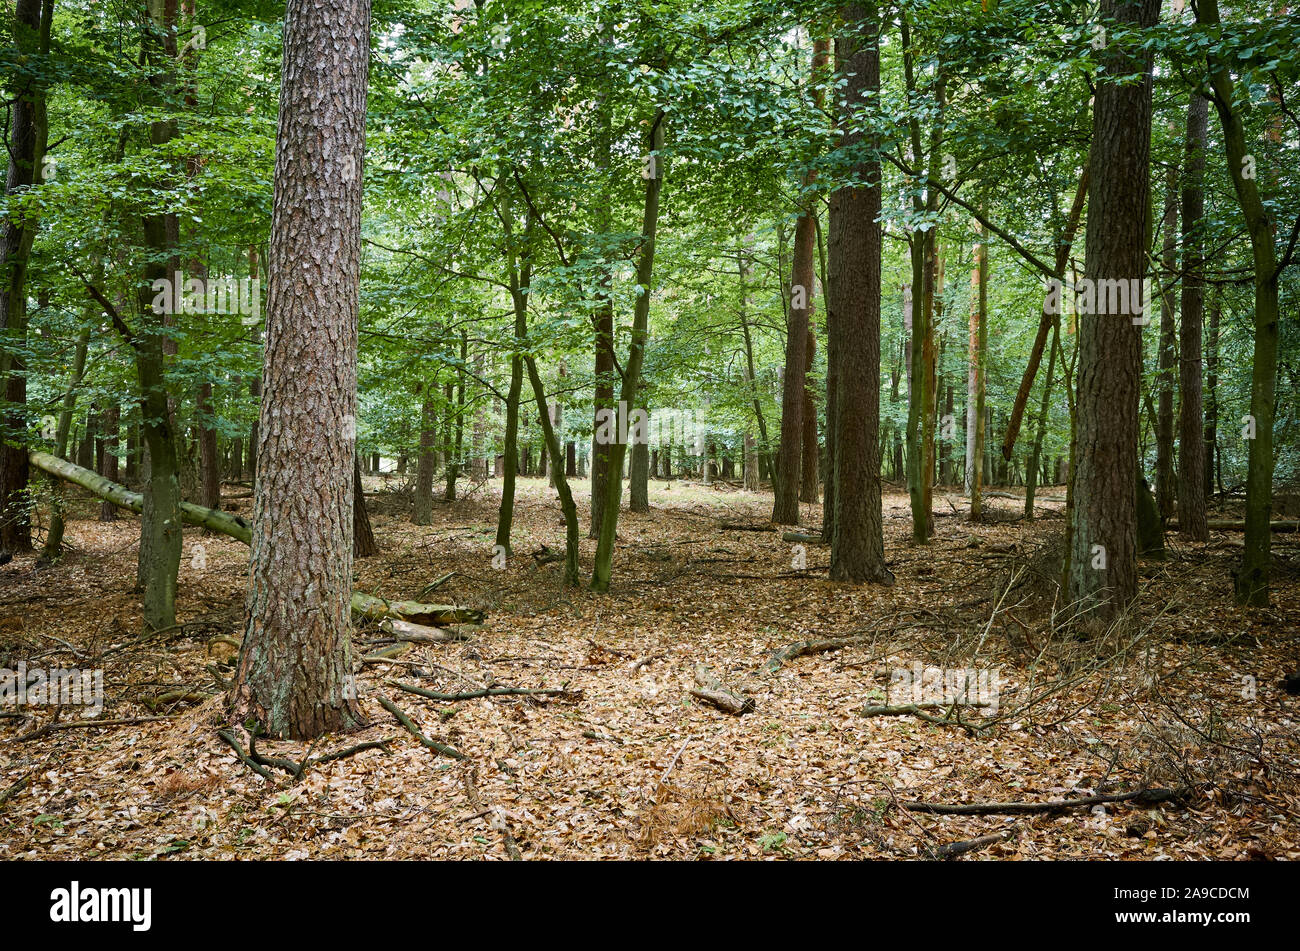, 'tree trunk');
40,322,91,561
967,222,988,518
524,355,580,587
98,403,121,521
591,113,665,592
353,451,377,558
827,2,888,584
130,0,184,633
1025,322,1060,519
800,326,820,502
772,40,827,524
0,0,50,560
413,388,436,525
496,193,531,551
1155,168,1178,521
630,408,650,513
1200,0,1278,605
196,382,221,510
1178,92,1210,542
1204,288,1220,502
1066,0,1159,623
233,0,370,738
